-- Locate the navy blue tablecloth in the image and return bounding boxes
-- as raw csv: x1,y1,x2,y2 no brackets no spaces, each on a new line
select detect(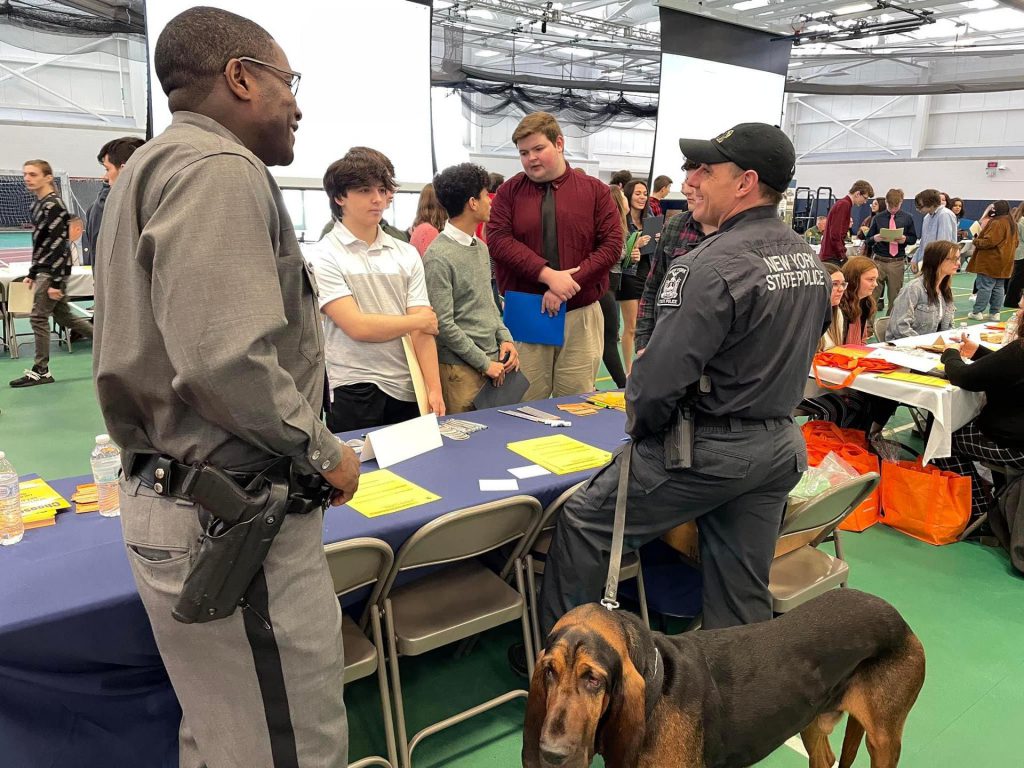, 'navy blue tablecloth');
0,397,627,767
